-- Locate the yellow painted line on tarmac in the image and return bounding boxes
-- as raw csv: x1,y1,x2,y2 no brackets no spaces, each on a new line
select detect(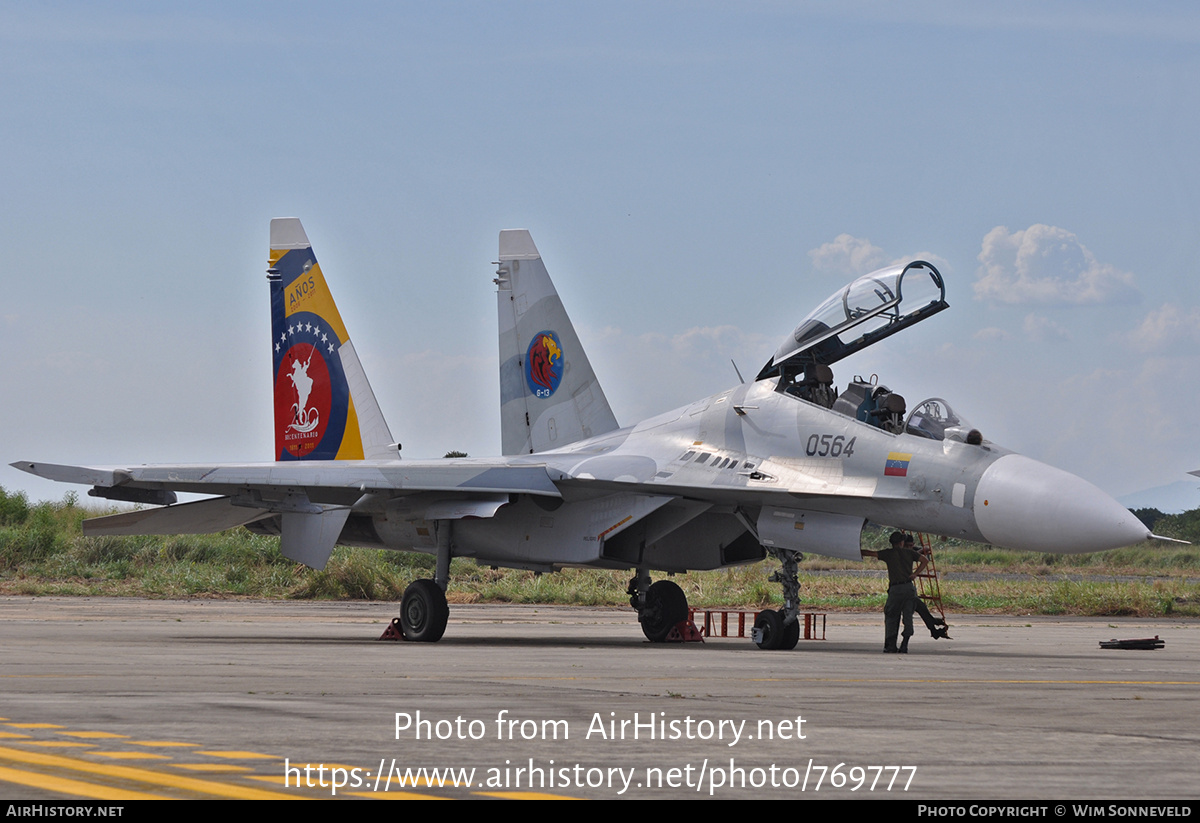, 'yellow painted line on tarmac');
60,731,129,739
197,750,279,759
247,774,297,785
387,777,471,788
173,763,253,773
0,764,162,801
473,791,579,800
129,740,199,747
91,752,170,760
0,745,300,800
0,732,30,739
285,761,359,772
